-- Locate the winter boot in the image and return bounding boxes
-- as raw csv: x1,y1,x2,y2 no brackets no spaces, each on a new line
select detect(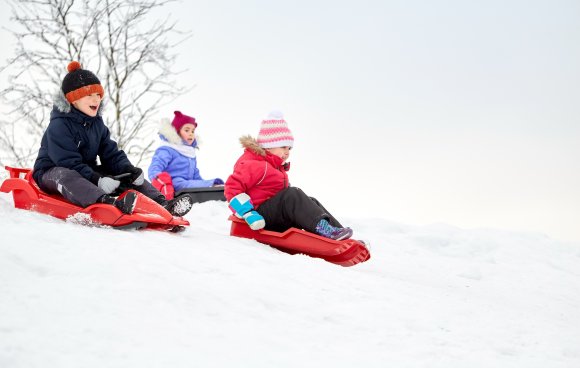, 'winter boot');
162,193,194,217
315,219,353,241
98,192,138,215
